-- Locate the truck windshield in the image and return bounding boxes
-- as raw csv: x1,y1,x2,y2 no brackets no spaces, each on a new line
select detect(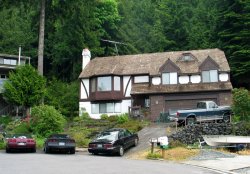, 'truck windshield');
197,102,206,109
